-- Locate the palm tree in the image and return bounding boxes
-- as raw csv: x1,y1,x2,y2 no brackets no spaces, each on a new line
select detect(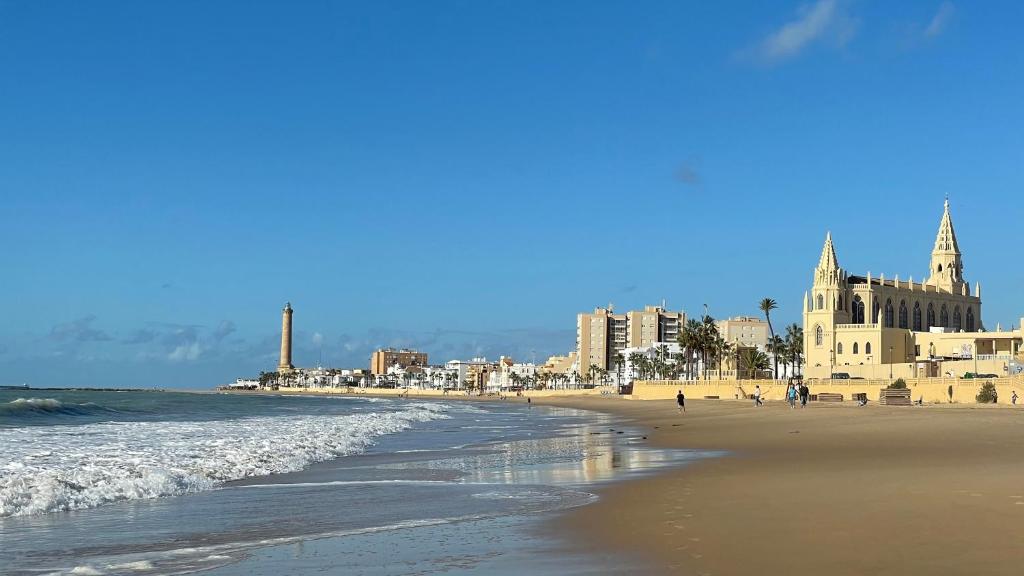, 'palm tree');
785,323,804,377
738,347,771,379
700,315,719,379
769,334,786,379
613,352,625,386
759,297,778,344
